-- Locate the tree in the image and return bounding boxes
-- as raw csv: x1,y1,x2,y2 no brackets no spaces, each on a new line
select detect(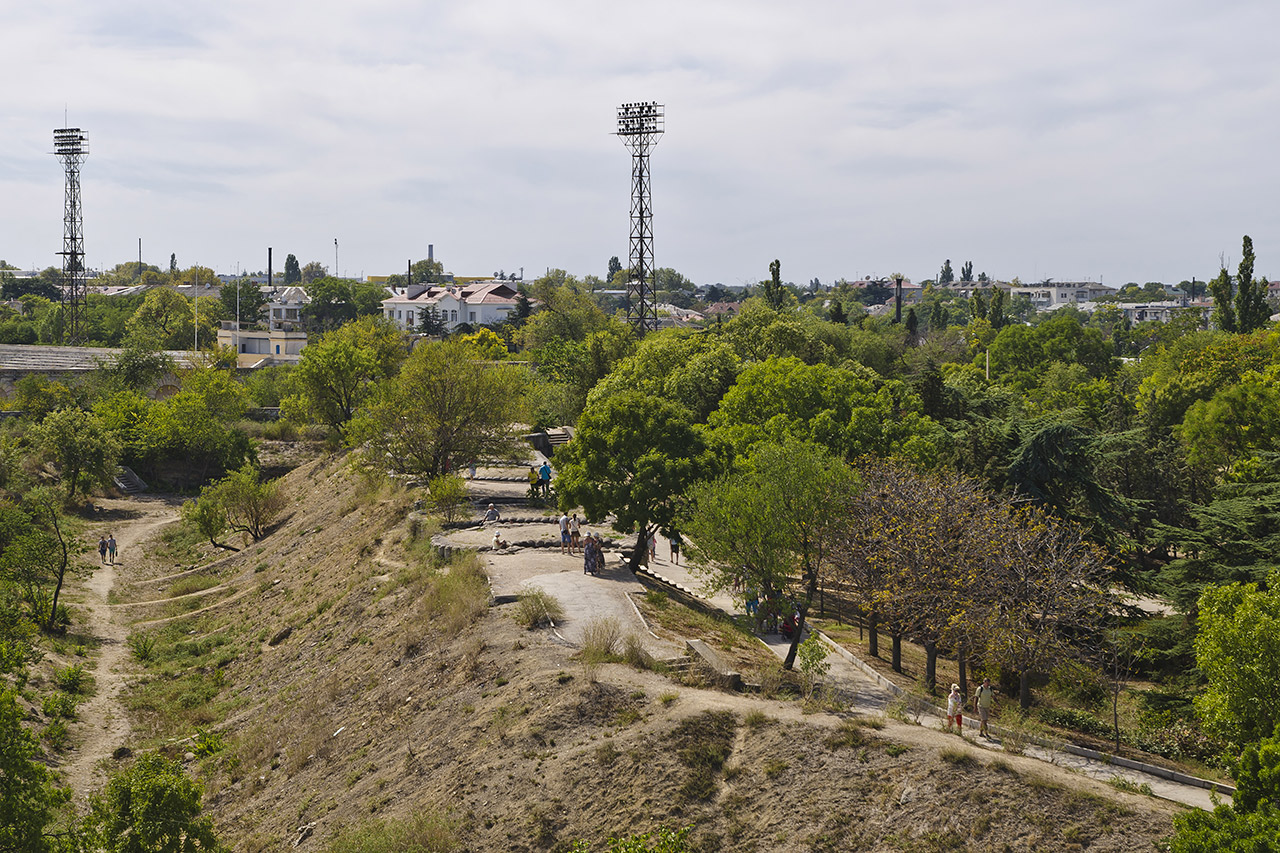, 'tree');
762,259,787,311
684,437,855,669
1210,263,1237,333
988,288,1007,329
283,254,301,285
411,257,445,284
938,259,954,286
300,261,327,284
608,256,623,281
1236,235,1271,334
200,464,286,542
32,407,122,502
5,489,80,633
87,752,227,853
347,339,527,478
180,494,231,550
1166,730,1280,849
555,393,724,568
125,287,217,351
1193,573,1280,745
0,687,72,852
169,253,177,276
417,305,447,336
960,261,974,283
828,298,847,326
281,317,405,433
218,278,267,327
